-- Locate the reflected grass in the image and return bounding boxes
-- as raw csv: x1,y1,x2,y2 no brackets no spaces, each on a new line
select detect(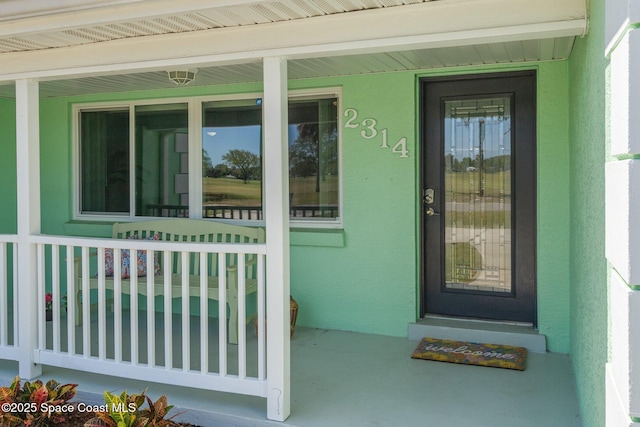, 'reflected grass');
202,176,339,206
